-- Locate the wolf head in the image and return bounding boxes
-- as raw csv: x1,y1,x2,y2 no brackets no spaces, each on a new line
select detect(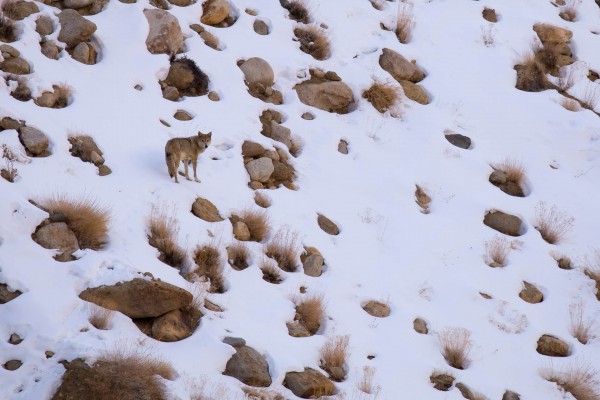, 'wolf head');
197,131,212,149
